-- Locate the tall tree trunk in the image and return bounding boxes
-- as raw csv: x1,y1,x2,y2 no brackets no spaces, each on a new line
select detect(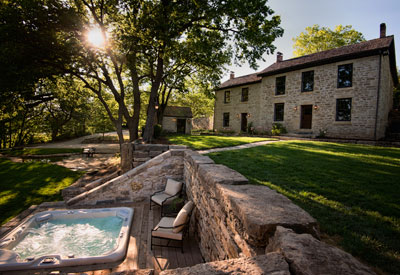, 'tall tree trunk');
143,56,164,143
